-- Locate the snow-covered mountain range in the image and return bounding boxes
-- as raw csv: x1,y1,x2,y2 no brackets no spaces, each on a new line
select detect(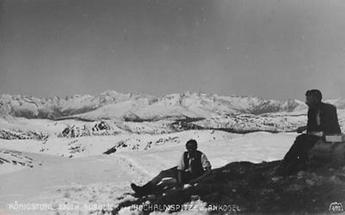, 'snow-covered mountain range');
0,91,344,139
0,91,309,120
